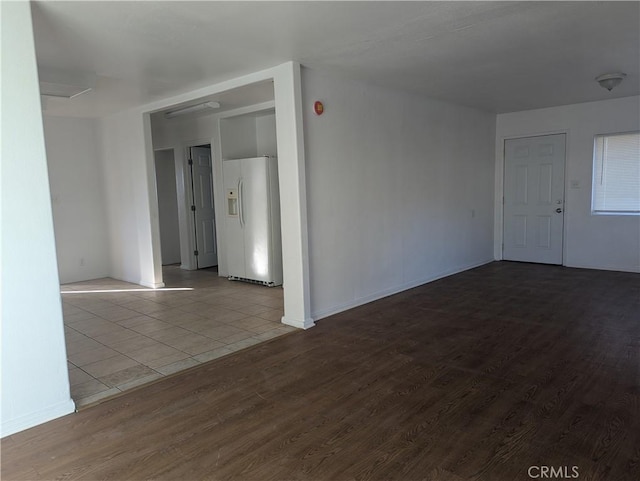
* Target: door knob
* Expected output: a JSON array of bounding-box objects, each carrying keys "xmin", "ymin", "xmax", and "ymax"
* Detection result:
[{"xmin": 555, "ymin": 208, "xmax": 563, "ymax": 213}]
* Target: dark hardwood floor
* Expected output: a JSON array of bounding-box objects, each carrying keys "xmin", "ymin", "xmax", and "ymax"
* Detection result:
[{"xmin": 2, "ymin": 262, "xmax": 639, "ymax": 480}]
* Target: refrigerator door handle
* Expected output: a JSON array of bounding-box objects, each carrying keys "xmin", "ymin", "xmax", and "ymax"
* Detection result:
[{"xmin": 238, "ymin": 178, "xmax": 244, "ymax": 227}]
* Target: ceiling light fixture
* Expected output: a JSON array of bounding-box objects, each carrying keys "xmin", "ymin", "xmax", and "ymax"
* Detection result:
[
  {"xmin": 595, "ymin": 72, "xmax": 627, "ymax": 91},
  {"xmin": 164, "ymin": 101, "xmax": 221, "ymax": 119}
]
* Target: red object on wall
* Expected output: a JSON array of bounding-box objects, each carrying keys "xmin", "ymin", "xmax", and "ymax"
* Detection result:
[{"xmin": 314, "ymin": 101, "xmax": 324, "ymax": 116}]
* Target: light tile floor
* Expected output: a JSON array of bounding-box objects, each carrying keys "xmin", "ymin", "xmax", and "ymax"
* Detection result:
[{"xmin": 62, "ymin": 266, "xmax": 295, "ymax": 408}]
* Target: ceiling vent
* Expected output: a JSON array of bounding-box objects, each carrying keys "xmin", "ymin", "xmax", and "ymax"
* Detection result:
[{"xmin": 38, "ymin": 67, "xmax": 96, "ymax": 99}]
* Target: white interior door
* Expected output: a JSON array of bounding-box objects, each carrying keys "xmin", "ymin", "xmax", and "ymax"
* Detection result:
[
  {"xmin": 190, "ymin": 146, "xmax": 217, "ymax": 268},
  {"xmin": 503, "ymin": 134, "xmax": 566, "ymax": 265}
]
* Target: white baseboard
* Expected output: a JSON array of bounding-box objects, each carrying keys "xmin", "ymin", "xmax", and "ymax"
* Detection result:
[
  {"xmin": 109, "ymin": 273, "xmax": 165, "ymax": 289},
  {"xmin": 281, "ymin": 315, "xmax": 315, "ymax": 330},
  {"xmin": 1, "ymin": 398, "xmax": 76, "ymax": 438},
  {"xmin": 311, "ymin": 259, "xmax": 494, "ymax": 322},
  {"xmin": 563, "ymin": 262, "xmax": 640, "ymax": 274}
]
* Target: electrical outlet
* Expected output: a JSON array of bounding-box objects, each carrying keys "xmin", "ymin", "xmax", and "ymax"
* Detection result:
[{"xmin": 80, "ymin": 258, "xmax": 85, "ymax": 266}]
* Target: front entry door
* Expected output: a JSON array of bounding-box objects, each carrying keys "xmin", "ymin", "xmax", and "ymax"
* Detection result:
[
  {"xmin": 503, "ymin": 134, "xmax": 566, "ymax": 265},
  {"xmin": 190, "ymin": 146, "xmax": 218, "ymax": 268}
]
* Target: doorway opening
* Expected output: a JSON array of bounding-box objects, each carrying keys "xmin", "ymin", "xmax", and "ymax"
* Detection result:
[
  {"xmin": 146, "ymin": 68, "xmax": 313, "ymax": 330},
  {"xmin": 154, "ymin": 148, "xmax": 182, "ymax": 266}
]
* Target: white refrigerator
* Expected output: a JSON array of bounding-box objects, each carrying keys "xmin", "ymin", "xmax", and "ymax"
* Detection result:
[{"xmin": 222, "ymin": 156, "xmax": 283, "ymax": 286}]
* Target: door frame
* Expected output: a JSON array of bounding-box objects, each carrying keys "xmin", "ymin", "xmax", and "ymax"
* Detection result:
[{"xmin": 495, "ymin": 129, "xmax": 570, "ymax": 264}]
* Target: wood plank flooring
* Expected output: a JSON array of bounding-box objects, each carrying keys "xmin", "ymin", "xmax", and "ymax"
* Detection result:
[{"xmin": 2, "ymin": 262, "xmax": 639, "ymax": 480}]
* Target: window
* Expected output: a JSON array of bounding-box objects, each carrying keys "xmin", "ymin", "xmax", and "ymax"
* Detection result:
[{"xmin": 592, "ymin": 131, "xmax": 640, "ymax": 214}]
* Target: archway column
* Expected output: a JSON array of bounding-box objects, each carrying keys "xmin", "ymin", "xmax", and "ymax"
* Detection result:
[{"xmin": 273, "ymin": 62, "xmax": 314, "ymax": 329}]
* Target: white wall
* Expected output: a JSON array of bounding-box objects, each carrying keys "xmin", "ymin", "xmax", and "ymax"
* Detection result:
[
  {"xmin": 495, "ymin": 96, "xmax": 640, "ymax": 272},
  {"xmin": 151, "ymin": 107, "xmax": 276, "ymax": 156},
  {"xmin": 152, "ymin": 113, "xmax": 217, "ymax": 151},
  {"xmin": 256, "ymin": 111, "xmax": 278, "ymax": 157},
  {"xmin": 99, "ymin": 111, "xmax": 164, "ymax": 288},
  {"xmin": 301, "ymin": 68, "xmax": 496, "ymax": 320},
  {"xmin": 154, "ymin": 149, "xmax": 181, "ymax": 265},
  {"xmin": 43, "ymin": 116, "xmax": 110, "ymax": 283},
  {"xmin": 1, "ymin": 1, "xmax": 75, "ymax": 437},
  {"xmin": 220, "ymin": 115, "xmax": 258, "ymax": 159}
]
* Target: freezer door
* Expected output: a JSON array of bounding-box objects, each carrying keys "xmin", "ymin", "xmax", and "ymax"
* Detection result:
[
  {"xmin": 222, "ymin": 159, "xmax": 245, "ymax": 278},
  {"xmin": 241, "ymin": 157, "xmax": 273, "ymax": 282}
]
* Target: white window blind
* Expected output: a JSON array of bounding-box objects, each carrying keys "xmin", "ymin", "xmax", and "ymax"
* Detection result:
[{"xmin": 592, "ymin": 131, "xmax": 640, "ymax": 214}]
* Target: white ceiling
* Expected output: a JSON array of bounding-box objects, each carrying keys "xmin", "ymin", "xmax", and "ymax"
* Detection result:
[{"xmin": 32, "ymin": 1, "xmax": 640, "ymax": 118}]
